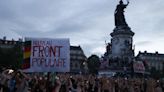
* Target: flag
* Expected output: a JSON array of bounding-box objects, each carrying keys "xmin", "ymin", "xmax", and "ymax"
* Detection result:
[{"xmin": 22, "ymin": 41, "xmax": 31, "ymax": 69}]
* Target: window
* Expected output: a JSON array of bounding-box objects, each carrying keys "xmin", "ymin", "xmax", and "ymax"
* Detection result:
[
  {"xmin": 160, "ymin": 63, "xmax": 163, "ymax": 70},
  {"xmin": 70, "ymin": 62, "xmax": 73, "ymax": 67},
  {"xmin": 156, "ymin": 63, "xmax": 159, "ymax": 70},
  {"xmin": 75, "ymin": 63, "xmax": 78, "ymax": 68}
]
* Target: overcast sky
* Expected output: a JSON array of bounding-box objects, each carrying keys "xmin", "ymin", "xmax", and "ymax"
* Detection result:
[{"xmin": 0, "ymin": 0, "xmax": 164, "ymax": 57}]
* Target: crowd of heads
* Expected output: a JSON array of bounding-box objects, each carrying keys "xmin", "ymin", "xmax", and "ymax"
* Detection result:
[{"xmin": 0, "ymin": 68, "xmax": 164, "ymax": 92}]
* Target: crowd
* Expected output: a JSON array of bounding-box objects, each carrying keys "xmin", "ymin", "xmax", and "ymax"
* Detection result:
[{"xmin": 0, "ymin": 68, "xmax": 164, "ymax": 92}]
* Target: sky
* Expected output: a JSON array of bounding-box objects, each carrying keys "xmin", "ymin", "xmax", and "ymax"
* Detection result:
[{"xmin": 0, "ymin": 0, "xmax": 164, "ymax": 57}]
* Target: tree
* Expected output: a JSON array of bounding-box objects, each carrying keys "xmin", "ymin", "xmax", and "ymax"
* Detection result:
[
  {"xmin": 0, "ymin": 47, "xmax": 14, "ymax": 67},
  {"xmin": 12, "ymin": 42, "xmax": 23, "ymax": 69},
  {"xmin": 150, "ymin": 67, "xmax": 162, "ymax": 79},
  {"xmin": 0, "ymin": 42, "xmax": 23, "ymax": 69},
  {"xmin": 87, "ymin": 55, "xmax": 100, "ymax": 74}
]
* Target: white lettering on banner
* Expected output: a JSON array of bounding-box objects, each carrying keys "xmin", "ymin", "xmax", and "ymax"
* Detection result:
[{"xmin": 23, "ymin": 38, "xmax": 70, "ymax": 72}]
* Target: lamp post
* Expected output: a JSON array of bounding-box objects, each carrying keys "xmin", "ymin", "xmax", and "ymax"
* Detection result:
[{"xmin": 83, "ymin": 62, "xmax": 86, "ymax": 75}]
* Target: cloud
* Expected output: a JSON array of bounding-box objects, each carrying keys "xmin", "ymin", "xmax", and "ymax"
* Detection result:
[
  {"xmin": 135, "ymin": 41, "xmax": 152, "ymax": 46},
  {"xmin": 0, "ymin": 0, "xmax": 164, "ymax": 57},
  {"xmin": 0, "ymin": 29, "xmax": 21, "ymax": 40}
]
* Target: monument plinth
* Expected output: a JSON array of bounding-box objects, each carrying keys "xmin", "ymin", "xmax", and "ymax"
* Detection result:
[
  {"xmin": 105, "ymin": 0, "xmax": 135, "ymax": 72},
  {"xmin": 111, "ymin": 27, "xmax": 134, "ymax": 37}
]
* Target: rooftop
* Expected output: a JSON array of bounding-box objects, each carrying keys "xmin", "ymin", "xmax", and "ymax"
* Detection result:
[{"xmin": 137, "ymin": 51, "xmax": 164, "ymax": 57}]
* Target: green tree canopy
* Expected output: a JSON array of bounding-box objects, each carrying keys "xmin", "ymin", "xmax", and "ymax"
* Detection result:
[
  {"xmin": 150, "ymin": 67, "xmax": 163, "ymax": 79},
  {"xmin": 0, "ymin": 43, "xmax": 23, "ymax": 69},
  {"xmin": 87, "ymin": 54, "xmax": 100, "ymax": 74}
]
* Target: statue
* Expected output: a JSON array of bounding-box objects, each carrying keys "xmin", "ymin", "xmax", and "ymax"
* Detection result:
[{"xmin": 115, "ymin": 0, "xmax": 129, "ymax": 27}]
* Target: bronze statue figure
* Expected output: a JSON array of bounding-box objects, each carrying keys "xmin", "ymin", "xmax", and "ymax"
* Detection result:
[{"xmin": 115, "ymin": 0, "xmax": 129, "ymax": 27}]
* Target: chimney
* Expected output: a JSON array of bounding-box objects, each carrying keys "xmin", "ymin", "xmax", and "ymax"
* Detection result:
[
  {"xmin": 139, "ymin": 51, "xmax": 141, "ymax": 54},
  {"xmin": 12, "ymin": 39, "xmax": 14, "ymax": 41},
  {"xmin": 144, "ymin": 51, "xmax": 147, "ymax": 53},
  {"xmin": 12, "ymin": 39, "xmax": 15, "ymax": 44},
  {"xmin": 18, "ymin": 38, "xmax": 22, "ymax": 42},
  {"xmin": 3, "ymin": 36, "xmax": 6, "ymax": 40}
]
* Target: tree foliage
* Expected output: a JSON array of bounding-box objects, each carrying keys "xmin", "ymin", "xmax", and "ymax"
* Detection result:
[
  {"xmin": 0, "ymin": 43, "xmax": 23, "ymax": 69},
  {"xmin": 87, "ymin": 54, "xmax": 100, "ymax": 74},
  {"xmin": 150, "ymin": 67, "xmax": 163, "ymax": 79}
]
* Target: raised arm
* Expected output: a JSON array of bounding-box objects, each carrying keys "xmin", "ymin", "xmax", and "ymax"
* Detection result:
[
  {"xmin": 2, "ymin": 69, "xmax": 12, "ymax": 79},
  {"xmin": 17, "ymin": 69, "xmax": 30, "ymax": 80}
]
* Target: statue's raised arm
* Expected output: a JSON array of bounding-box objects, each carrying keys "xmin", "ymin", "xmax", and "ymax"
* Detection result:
[
  {"xmin": 114, "ymin": 0, "xmax": 129, "ymax": 27},
  {"xmin": 127, "ymin": 0, "xmax": 129, "ymax": 6}
]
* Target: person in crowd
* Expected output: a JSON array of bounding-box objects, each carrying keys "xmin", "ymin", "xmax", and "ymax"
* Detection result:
[
  {"xmin": 1, "ymin": 68, "xmax": 164, "ymax": 92},
  {"xmin": 1, "ymin": 69, "xmax": 13, "ymax": 92},
  {"xmin": 155, "ymin": 80, "xmax": 163, "ymax": 92}
]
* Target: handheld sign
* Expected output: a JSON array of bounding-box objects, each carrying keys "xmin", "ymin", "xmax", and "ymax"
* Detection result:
[{"xmin": 22, "ymin": 38, "xmax": 70, "ymax": 72}]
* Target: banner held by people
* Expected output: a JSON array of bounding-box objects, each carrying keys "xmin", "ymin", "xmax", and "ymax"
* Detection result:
[{"xmin": 22, "ymin": 37, "xmax": 70, "ymax": 72}]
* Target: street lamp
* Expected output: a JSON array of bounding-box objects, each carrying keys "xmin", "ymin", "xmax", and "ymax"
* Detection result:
[
  {"xmin": 83, "ymin": 62, "xmax": 86, "ymax": 74},
  {"xmin": 83, "ymin": 62, "xmax": 86, "ymax": 66}
]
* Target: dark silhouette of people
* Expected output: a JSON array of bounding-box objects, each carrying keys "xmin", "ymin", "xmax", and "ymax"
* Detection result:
[{"xmin": 115, "ymin": 0, "xmax": 129, "ymax": 27}]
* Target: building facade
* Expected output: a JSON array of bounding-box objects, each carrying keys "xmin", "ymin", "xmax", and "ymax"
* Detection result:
[
  {"xmin": 70, "ymin": 46, "xmax": 87, "ymax": 74},
  {"xmin": 0, "ymin": 37, "xmax": 22, "ymax": 48},
  {"xmin": 136, "ymin": 51, "xmax": 164, "ymax": 72}
]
